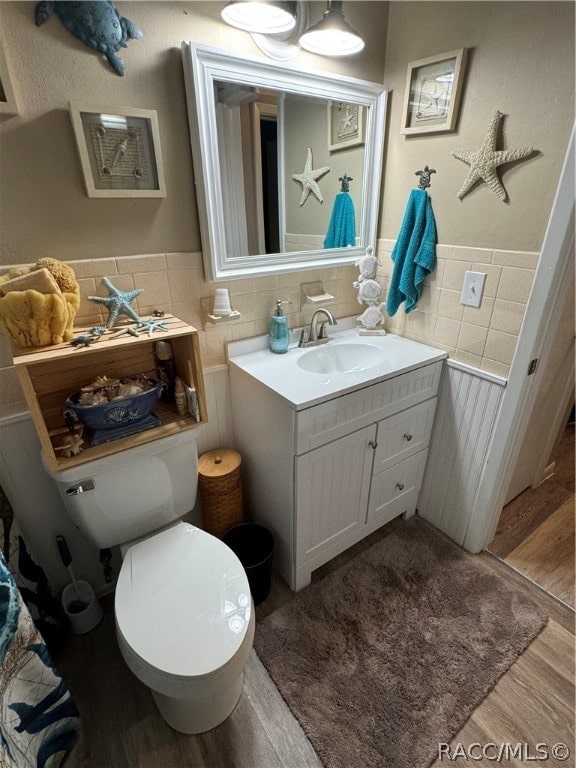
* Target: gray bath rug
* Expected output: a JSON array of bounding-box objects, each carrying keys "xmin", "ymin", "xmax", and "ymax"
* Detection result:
[{"xmin": 254, "ymin": 517, "xmax": 547, "ymax": 768}]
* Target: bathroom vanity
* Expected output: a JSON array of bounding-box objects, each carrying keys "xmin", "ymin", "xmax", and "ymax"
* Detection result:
[{"xmin": 228, "ymin": 325, "xmax": 447, "ymax": 591}]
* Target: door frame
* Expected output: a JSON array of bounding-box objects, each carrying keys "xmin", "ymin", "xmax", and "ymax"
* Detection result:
[{"xmin": 462, "ymin": 126, "xmax": 575, "ymax": 553}]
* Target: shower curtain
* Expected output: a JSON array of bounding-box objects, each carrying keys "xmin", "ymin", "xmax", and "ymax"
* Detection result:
[
  {"xmin": 0, "ymin": 549, "xmax": 79, "ymax": 768},
  {"xmin": 1, "ymin": 485, "xmax": 79, "ymax": 768}
]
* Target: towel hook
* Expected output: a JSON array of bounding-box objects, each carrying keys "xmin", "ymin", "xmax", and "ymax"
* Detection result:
[
  {"xmin": 339, "ymin": 173, "xmax": 353, "ymax": 192},
  {"xmin": 415, "ymin": 165, "xmax": 436, "ymax": 190}
]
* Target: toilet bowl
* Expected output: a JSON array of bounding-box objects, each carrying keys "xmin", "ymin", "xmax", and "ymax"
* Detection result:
[
  {"xmin": 44, "ymin": 431, "xmax": 255, "ymax": 733},
  {"xmin": 115, "ymin": 522, "xmax": 254, "ymax": 733}
]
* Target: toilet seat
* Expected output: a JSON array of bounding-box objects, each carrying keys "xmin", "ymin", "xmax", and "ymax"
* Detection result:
[{"xmin": 115, "ymin": 522, "xmax": 252, "ymax": 680}]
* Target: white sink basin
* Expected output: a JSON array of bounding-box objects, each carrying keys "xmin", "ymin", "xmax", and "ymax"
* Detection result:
[
  {"xmin": 227, "ymin": 322, "xmax": 447, "ymax": 410},
  {"xmin": 297, "ymin": 343, "xmax": 387, "ymax": 374}
]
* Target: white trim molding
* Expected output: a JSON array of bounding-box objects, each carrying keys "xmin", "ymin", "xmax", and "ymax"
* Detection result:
[{"xmin": 181, "ymin": 41, "xmax": 387, "ymax": 281}]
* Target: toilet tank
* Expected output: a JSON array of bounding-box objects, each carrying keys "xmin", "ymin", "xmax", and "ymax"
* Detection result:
[{"xmin": 44, "ymin": 431, "xmax": 199, "ymax": 549}]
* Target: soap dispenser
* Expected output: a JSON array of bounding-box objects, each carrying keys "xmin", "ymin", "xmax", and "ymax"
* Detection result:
[{"xmin": 269, "ymin": 300, "xmax": 290, "ymax": 354}]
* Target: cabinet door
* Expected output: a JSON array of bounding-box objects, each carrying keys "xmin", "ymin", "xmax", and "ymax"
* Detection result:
[{"xmin": 295, "ymin": 425, "xmax": 375, "ymax": 565}]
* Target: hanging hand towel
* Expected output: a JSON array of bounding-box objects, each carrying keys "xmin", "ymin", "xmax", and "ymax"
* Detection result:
[
  {"xmin": 386, "ymin": 188, "xmax": 437, "ymax": 316},
  {"xmin": 324, "ymin": 192, "xmax": 356, "ymax": 249}
]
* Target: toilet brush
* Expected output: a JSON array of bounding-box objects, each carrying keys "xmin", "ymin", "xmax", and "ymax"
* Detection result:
[{"xmin": 56, "ymin": 535, "xmax": 88, "ymax": 612}]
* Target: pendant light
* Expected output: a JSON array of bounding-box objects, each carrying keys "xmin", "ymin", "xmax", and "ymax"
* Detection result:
[
  {"xmin": 221, "ymin": 1, "xmax": 296, "ymax": 35},
  {"xmin": 299, "ymin": 1, "xmax": 364, "ymax": 57}
]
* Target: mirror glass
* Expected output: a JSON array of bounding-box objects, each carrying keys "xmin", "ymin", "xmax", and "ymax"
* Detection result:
[{"xmin": 182, "ymin": 42, "xmax": 387, "ymax": 281}]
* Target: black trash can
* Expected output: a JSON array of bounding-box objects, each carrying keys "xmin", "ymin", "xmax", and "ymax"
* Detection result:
[{"xmin": 223, "ymin": 523, "xmax": 274, "ymax": 606}]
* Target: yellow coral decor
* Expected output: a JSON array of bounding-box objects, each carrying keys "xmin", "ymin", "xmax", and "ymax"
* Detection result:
[{"xmin": 0, "ymin": 258, "xmax": 80, "ymax": 348}]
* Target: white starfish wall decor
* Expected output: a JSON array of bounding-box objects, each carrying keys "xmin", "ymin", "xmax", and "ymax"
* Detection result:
[
  {"xmin": 292, "ymin": 147, "xmax": 330, "ymax": 206},
  {"xmin": 452, "ymin": 111, "xmax": 533, "ymax": 202}
]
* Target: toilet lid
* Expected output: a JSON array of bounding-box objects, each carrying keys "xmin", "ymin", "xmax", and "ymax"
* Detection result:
[{"xmin": 115, "ymin": 523, "xmax": 252, "ymax": 678}]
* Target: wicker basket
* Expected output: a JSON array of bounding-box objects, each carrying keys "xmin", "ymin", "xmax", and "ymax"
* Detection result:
[{"xmin": 198, "ymin": 448, "xmax": 243, "ymax": 538}]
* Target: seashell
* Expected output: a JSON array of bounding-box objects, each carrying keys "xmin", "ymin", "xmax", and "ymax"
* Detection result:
[
  {"xmin": 63, "ymin": 434, "xmax": 84, "ymax": 457},
  {"xmin": 117, "ymin": 382, "xmax": 143, "ymax": 398},
  {"xmin": 92, "ymin": 375, "xmax": 120, "ymax": 389},
  {"xmin": 54, "ymin": 434, "xmax": 84, "ymax": 457},
  {"xmin": 135, "ymin": 374, "xmax": 153, "ymax": 389}
]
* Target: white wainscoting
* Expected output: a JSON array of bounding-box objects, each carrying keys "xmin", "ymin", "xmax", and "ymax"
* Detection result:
[
  {"xmin": 0, "ymin": 365, "xmax": 233, "ymax": 594},
  {"xmin": 417, "ymin": 361, "xmax": 506, "ymax": 546}
]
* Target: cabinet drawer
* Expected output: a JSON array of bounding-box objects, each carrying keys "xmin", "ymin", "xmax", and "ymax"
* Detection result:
[
  {"xmin": 295, "ymin": 361, "xmax": 443, "ymax": 454},
  {"xmin": 373, "ymin": 398, "xmax": 436, "ymax": 473},
  {"xmin": 366, "ymin": 450, "xmax": 428, "ymax": 526}
]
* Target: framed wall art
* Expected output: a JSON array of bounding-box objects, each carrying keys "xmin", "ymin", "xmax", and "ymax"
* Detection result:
[
  {"xmin": 400, "ymin": 48, "xmax": 468, "ymax": 136},
  {"xmin": 0, "ymin": 45, "xmax": 19, "ymax": 115},
  {"xmin": 328, "ymin": 101, "xmax": 365, "ymax": 152},
  {"xmin": 69, "ymin": 103, "xmax": 166, "ymax": 198}
]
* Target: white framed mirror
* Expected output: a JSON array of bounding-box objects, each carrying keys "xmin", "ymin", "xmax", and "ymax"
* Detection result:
[{"xmin": 182, "ymin": 42, "xmax": 387, "ymax": 282}]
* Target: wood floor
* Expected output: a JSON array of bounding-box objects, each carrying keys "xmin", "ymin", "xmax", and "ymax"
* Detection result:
[
  {"xmin": 60, "ymin": 518, "xmax": 575, "ymax": 768},
  {"xmin": 490, "ymin": 424, "xmax": 575, "ymax": 608}
]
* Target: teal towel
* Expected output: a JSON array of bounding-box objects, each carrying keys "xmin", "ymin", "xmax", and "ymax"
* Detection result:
[
  {"xmin": 386, "ymin": 188, "xmax": 437, "ymax": 316},
  {"xmin": 324, "ymin": 192, "xmax": 356, "ymax": 249}
]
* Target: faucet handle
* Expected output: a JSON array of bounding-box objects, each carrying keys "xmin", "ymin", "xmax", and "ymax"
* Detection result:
[{"xmin": 298, "ymin": 328, "xmax": 309, "ymax": 347}]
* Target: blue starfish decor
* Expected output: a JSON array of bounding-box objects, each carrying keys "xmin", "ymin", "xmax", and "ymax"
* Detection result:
[
  {"xmin": 89, "ymin": 277, "xmax": 143, "ymax": 328},
  {"xmin": 86, "ymin": 277, "xmax": 168, "ymax": 338}
]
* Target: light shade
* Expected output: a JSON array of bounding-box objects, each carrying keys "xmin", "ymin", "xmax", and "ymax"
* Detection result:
[
  {"xmin": 299, "ymin": 1, "xmax": 364, "ymax": 57},
  {"xmin": 221, "ymin": 1, "xmax": 296, "ymax": 35}
]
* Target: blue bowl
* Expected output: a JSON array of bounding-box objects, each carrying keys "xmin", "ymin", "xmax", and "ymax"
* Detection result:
[{"xmin": 65, "ymin": 378, "xmax": 163, "ymax": 431}]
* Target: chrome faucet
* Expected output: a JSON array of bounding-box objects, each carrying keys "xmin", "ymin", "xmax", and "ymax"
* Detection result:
[{"xmin": 298, "ymin": 309, "xmax": 337, "ymax": 347}]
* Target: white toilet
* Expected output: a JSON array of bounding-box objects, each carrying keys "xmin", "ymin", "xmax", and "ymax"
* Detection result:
[{"xmin": 45, "ymin": 431, "xmax": 255, "ymax": 734}]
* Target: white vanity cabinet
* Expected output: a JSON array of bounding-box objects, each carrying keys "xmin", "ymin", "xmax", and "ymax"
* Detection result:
[{"xmin": 229, "ymin": 354, "xmax": 443, "ymax": 592}]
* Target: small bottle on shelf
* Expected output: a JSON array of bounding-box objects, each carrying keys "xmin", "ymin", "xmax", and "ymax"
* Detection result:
[
  {"xmin": 155, "ymin": 341, "xmax": 176, "ymax": 403},
  {"xmin": 174, "ymin": 377, "xmax": 187, "ymax": 415}
]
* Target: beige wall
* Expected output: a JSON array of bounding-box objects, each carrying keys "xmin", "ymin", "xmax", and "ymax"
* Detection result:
[
  {"xmin": 380, "ymin": 2, "xmax": 574, "ymax": 251},
  {"xmin": 0, "ymin": 1, "xmax": 574, "ymax": 414},
  {"xmin": 0, "ymin": 1, "xmax": 388, "ymax": 264}
]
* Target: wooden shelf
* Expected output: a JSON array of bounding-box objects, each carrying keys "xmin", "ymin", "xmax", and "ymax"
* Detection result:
[{"xmin": 12, "ymin": 315, "xmax": 207, "ymax": 472}]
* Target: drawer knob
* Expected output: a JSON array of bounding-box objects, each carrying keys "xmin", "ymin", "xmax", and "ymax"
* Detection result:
[
  {"xmin": 396, "ymin": 482, "xmax": 405, "ymax": 491},
  {"xmin": 403, "ymin": 433, "xmax": 413, "ymax": 441},
  {"xmin": 368, "ymin": 440, "xmax": 378, "ymax": 450}
]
